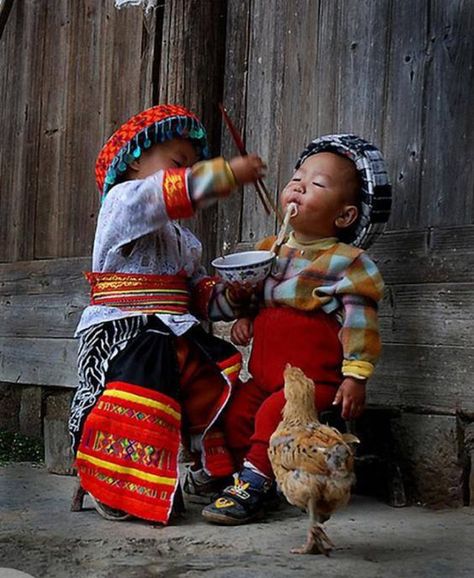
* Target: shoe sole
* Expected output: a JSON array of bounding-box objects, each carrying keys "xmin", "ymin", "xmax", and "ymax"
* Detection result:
[
  {"xmin": 88, "ymin": 493, "xmax": 132, "ymax": 521},
  {"xmin": 202, "ymin": 508, "xmax": 264, "ymax": 525},
  {"xmin": 184, "ymin": 493, "xmax": 214, "ymax": 505}
]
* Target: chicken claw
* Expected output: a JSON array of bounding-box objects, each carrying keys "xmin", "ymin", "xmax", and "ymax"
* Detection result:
[{"xmin": 290, "ymin": 523, "xmax": 335, "ymax": 556}]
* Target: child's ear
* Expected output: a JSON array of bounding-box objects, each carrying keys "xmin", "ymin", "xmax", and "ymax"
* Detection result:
[
  {"xmin": 128, "ymin": 159, "xmax": 141, "ymax": 173},
  {"xmin": 335, "ymin": 205, "xmax": 358, "ymax": 229}
]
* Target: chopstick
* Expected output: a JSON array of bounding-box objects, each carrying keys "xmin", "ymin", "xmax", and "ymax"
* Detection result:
[{"xmin": 219, "ymin": 103, "xmax": 283, "ymax": 223}]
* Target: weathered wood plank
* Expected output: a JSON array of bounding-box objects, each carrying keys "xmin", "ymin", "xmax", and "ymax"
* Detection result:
[
  {"xmin": 216, "ymin": 0, "xmax": 251, "ymax": 256},
  {"xmin": 379, "ymin": 282, "xmax": 474, "ymax": 347},
  {"xmin": 33, "ymin": 0, "xmax": 70, "ymax": 260},
  {"xmin": 0, "ymin": 0, "xmax": 46, "ymax": 262},
  {"xmin": 158, "ymin": 0, "xmax": 227, "ymax": 266},
  {"xmin": 382, "ymin": 0, "xmax": 427, "ymax": 229},
  {"xmin": 0, "ymin": 257, "xmax": 89, "ymax": 338},
  {"xmin": 241, "ymin": 0, "xmax": 286, "ymax": 243},
  {"xmin": 369, "ymin": 226, "xmax": 474, "ymax": 284},
  {"xmin": 0, "ymin": 338, "xmax": 78, "ymax": 387},
  {"xmin": 0, "ymin": 257, "xmax": 90, "ymax": 294},
  {"xmin": 418, "ymin": 0, "xmax": 474, "ymax": 227},
  {"xmin": 276, "ymin": 0, "xmax": 322, "ymax": 186},
  {"xmin": 369, "ymin": 343, "xmax": 474, "ymax": 414},
  {"xmin": 314, "ymin": 0, "xmax": 340, "ymax": 136},
  {"xmin": 335, "ymin": 0, "xmax": 391, "ymax": 142},
  {"xmin": 0, "ymin": 293, "xmax": 87, "ymax": 339},
  {"xmin": 34, "ymin": 1, "xmax": 153, "ymax": 259}
]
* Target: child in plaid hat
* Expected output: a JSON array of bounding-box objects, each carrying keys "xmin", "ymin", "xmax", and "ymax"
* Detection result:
[
  {"xmin": 203, "ymin": 134, "xmax": 391, "ymax": 525},
  {"xmin": 69, "ymin": 104, "xmax": 265, "ymax": 524}
]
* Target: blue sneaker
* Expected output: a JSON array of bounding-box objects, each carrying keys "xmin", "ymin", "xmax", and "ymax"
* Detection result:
[{"xmin": 202, "ymin": 467, "xmax": 271, "ymax": 525}]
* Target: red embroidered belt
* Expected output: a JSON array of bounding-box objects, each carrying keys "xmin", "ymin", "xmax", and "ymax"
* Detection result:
[{"xmin": 85, "ymin": 272, "xmax": 191, "ymax": 315}]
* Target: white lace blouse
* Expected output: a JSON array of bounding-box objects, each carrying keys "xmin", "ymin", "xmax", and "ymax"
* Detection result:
[{"xmin": 76, "ymin": 161, "xmax": 233, "ymax": 336}]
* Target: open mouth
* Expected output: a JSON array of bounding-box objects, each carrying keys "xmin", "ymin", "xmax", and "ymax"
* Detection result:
[
  {"xmin": 284, "ymin": 200, "xmax": 300, "ymax": 217},
  {"xmin": 289, "ymin": 202, "xmax": 299, "ymax": 217}
]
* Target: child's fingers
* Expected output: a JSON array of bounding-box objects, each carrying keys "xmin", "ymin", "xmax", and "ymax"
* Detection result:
[
  {"xmin": 341, "ymin": 398, "xmax": 351, "ymax": 420},
  {"xmin": 332, "ymin": 388, "xmax": 343, "ymax": 407}
]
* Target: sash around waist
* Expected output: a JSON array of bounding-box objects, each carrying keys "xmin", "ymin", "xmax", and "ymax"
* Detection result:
[{"xmin": 85, "ymin": 272, "xmax": 191, "ymax": 315}]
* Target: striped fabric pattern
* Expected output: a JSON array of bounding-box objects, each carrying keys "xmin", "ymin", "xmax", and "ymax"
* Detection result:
[
  {"xmin": 76, "ymin": 381, "xmax": 181, "ymax": 523},
  {"xmin": 69, "ymin": 316, "xmax": 145, "ymax": 451},
  {"xmin": 85, "ymin": 272, "xmax": 191, "ymax": 315}
]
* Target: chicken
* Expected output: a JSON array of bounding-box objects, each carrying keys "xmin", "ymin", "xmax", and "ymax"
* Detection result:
[{"xmin": 268, "ymin": 365, "xmax": 359, "ymax": 555}]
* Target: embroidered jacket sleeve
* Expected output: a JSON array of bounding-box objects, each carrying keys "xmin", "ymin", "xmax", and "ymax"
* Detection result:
[{"xmin": 93, "ymin": 157, "xmax": 236, "ymax": 270}]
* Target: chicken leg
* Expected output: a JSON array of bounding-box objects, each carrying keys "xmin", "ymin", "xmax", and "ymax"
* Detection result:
[{"xmin": 291, "ymin": 507, "xmax": 334, "ymax": 556}]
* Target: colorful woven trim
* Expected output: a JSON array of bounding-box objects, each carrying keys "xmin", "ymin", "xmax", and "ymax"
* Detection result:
[
  {"xmin": 85, "ymin": 272, "xmax": 191, "ymax": 314},
  {"xmin": 296, "ymin": 134, "xmax": 392, "ymax": 249},
  {"xmin": 95, "ymin": 104, "xmax": 209, "ymax": 200},
  {"xmin": 216, "ymin": 352, "xmax": 242, "ymax": 386},
  {"xmin": 162, "ymin": 168, "xmax": 194, "ymax": 219},
  {"xmin": 76, "ymin": 381, "xmax": 181, "ymax": 523}
]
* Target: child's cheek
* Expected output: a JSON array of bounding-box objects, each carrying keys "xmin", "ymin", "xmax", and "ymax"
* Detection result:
[{"xmin": 280, "ymin": 187, "xmax": 290, "ymax": 208}]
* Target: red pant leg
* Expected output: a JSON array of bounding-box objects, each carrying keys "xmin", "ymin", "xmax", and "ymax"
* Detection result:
[
  {"xmin": 223, "ymin": 377, "xmax": 270, "ymax": 468},
  {"xmin": 246, "ymin": 382, "xmax": 338, "ymax": 478},
  {"xmin": 176, "ymin": 337, "xmax": 234, "ymax": 476}
]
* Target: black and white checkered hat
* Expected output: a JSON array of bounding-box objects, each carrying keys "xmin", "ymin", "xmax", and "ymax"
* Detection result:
[{"xmin": 296, "ymin": 134, "xmax": 392, "ymax": 249}]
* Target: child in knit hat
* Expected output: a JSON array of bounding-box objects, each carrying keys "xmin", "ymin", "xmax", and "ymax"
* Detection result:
[
  {"xmin": 202, "ymin": 134, "xmax": 391, "ymax": 525},
  {"xmin": 69, "ymin": 104, "xmax": 265, "ymax": 524}
]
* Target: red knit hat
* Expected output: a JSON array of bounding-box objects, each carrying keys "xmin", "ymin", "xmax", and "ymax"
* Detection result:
[{"xmin": 95, "ymin": 104, "xmax": 209, "ymax": 200}]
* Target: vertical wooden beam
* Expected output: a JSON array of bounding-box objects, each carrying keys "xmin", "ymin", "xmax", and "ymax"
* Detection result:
[
  {"xmin": 0, "ymin": 0, "xmax": 15, "ymax": 41},
  {"xmin": 0, "ymin": 0, "xmax": 46, "ymax": 262},
  {"xmin": 418, "ymin": 0, "xmax": 474, "ymax": 227},
  {"xmin": 158, "ymin": 0, "xmax": 228, "ymax": 267},
  {"xmin": 216, "ymin": 0, "xmax": 251, "ymax": 255}
]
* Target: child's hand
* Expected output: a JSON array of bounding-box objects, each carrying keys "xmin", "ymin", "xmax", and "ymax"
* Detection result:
[
  {"xmin": 332, "ymin": 377, "xmax": 366, "ymax": 420},
  {"xmin": 230, "ymin": 318, "xmax": 254, "ymax": 346},
  {"xmin": 226, "ymin": 280, "xmax": 258, "ymax": 303},
  {"xmin": 229, "ymin": 154, "xmax": 266, "ymax": 185}
]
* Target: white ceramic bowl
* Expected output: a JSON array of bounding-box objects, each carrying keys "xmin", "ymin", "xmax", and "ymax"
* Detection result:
[{"xmin": 211, "ymin": 250, "xmax": 275, "ymax": 285}]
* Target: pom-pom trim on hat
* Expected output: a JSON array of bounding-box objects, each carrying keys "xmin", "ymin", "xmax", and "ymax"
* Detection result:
[{"xmin": 95, "ymin": 104, "xmax": 210, "ymax": 201}]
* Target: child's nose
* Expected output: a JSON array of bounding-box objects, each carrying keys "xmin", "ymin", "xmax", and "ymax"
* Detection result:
[{"xmin": 294, "ymin": 183, "xmax": 304, "ymax": 193}]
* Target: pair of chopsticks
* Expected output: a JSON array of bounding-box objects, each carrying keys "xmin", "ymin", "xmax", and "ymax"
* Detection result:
[{"xmin": 219, "ymin": 103, "xmax": 283, "ymax": 224}]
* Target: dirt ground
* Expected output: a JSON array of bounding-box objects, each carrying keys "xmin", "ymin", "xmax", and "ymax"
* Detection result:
[{"xmin": 0, "ymin": 464, "xmax": 473, "ymax": 578}]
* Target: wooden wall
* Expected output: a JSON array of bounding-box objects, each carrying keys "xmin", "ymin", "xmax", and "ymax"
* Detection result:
[
  {"xmin": 0, "ymin": 0, "xmax": 158, "ymax": 386},
  {"xmin": 218, "ymin": 0, "xmax": 474, "ymax": 415},
  {"xmin": 1, "ymin": 0, "xmax": 473, "ymax": 419}
]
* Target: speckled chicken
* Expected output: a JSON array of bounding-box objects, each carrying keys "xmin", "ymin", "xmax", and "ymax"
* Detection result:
[{"xmin": 268, "ymin": 365, "xmax": 359, "ymax": 555}]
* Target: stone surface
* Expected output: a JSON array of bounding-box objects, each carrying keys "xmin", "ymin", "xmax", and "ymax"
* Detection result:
[
  {"xmin": 392, "ymin": 413, "xmax": 463, "ymax": 507},
  {"xmin": 18, "ymin": 386, "xmax": 43, "ymax": 439},
  {"xmin": 465, "ymin": 422, "xmax": 474, "ymax": 506},
  {"xmin": 43, "ymin": 390, "xmax": 74, "ymax": 475},
  {"xmin": 0, "ymin": 464, "xmax": 473, "ymax": 578},
  {"xmin": 0, "ymin": 383, "xmax": 21, "ymax": 432}
]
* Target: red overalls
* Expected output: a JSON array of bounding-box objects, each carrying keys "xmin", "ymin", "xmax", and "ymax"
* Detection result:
[{"xmin": 223, "ymin": 306, "xmax": 343, "ymax": 478}]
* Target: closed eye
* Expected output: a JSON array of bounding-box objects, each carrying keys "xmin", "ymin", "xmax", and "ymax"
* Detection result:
[{"xmin": 312, "ymin": 181, "xmax": 326, "ymax": 188}]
